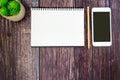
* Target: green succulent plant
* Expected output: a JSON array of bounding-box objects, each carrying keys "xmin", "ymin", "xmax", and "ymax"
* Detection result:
[
  {"xmin": 0, "ymin": 7, "xmax": 8, "ymax": 16},
  {"xmin": 0, "ymin": 0, "xmax": 8, "ymax": 6},
  {"xmin": 0, "ymin": 0, "xmax": 20, "ymax": 16},
  {"xmin": 7, "ymin": 1, "xmax": 20, "ymax": 16}
]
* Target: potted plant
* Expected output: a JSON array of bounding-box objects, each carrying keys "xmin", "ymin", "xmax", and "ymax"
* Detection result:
[{"xmin": 0, "ymin": 0, "xmax": 25, "ymax": 21}]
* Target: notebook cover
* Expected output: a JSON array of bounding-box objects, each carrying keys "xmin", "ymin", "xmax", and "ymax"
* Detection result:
[{"xmin": 31, "ymin": 8, "xmax": 84, "ymax": 47}]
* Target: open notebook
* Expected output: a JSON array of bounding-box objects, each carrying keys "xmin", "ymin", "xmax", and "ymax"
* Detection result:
[{"xmin": 31, "ymin": 8, "xmax": 84, "ymax": 46}]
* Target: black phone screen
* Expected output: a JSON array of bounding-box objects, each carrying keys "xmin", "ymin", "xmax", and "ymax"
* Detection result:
[{"xmin": 93, "ymin": 12, "xmax": 110, "ymax": 42}]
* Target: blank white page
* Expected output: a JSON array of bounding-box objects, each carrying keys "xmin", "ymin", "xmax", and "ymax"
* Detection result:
[{"xmin": 31, "ymin": 8, "xmax": 84, "ymax": 46}]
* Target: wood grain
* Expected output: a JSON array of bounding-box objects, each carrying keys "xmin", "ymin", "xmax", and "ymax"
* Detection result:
[
  {"xmin": 0, "ymin": 0, "xmax": 39, "ymax": 80},
  {"xmin": 40, "ymin": 0, "xmax": 73, "ymax": 7},
  {"xmin": 0, "ymin": 0, "xmax": 120, "ymax": 80},
  {"xmin": 39, "ymin": 0, "xmax": 75, "ymax": 80},
  {"xmin": 39, "ymin": 0, "xmax": 120, "ymax": 80},
  {"xmin": 110, "ymin": 0, "xmax": 120, "ymax": 79}
]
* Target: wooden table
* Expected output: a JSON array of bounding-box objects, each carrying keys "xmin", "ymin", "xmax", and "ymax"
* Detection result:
[{"xmin": 0, "ymin": 0, "xmax": 120, "ymax": 80}]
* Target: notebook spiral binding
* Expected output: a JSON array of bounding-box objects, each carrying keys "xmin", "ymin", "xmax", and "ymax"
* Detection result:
[{"xmin": 31, "ymin": 7, "xmax": 84, "ymax": 11}]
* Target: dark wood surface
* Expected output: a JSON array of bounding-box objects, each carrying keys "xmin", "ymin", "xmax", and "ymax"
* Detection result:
[{"xmin": 0, "ymin": 0, "xmax": 120, "ymax": 80}]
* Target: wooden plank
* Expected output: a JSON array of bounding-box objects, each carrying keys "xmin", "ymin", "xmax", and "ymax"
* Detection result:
[
  {"xmin": 97, "ymin": 1, "xmax": 110, "ymax": 80},
  {"xmin": 40, "ymin": 0, "xmax": 73, "ymax": 7},
  {"xmin": 73, "ymin": 0, "xmax": 83, "ymax": 7},
  {"xmin": 99, "ymin": 1, "xmax": 111, "ymax": 80},
  {"xmin": 110, "ymin": 0, "xmax": 120, "ymax": 79},
  {"xmin": 14, "ymin": 0, "xmax": 39, "ymax": 80},
  {"xmin": 40, "ymin": 48, "xmax": 74, "ymax": 80},
  {"xmin": 1, "ymin": 0, "xmax": 120, "ymax": 80},
  {"xmin": 73, "ymin": 0, "xmax": 88, "ymax": 80},
  {"xmin": 96, "ymin": 0, "xmax": 120, "ymax": 80},
  {"xmin": 90, "ymin": 0, "xmax": 98, "ymax": 80},
  {"xmin": 73, "ymin": 47, "xmax": 88, "ymax": 80},
  {"xmin": 0, "ymin": 0, "xmax": 39, "ymax": 80},
  {"xmin": 0, "ymin": 19, "xmax": 13, "ymax": 80},
  {"xmin": 89, "ymin": 0, "xmax": 111, "ymax": 80},
  {"xmin": 39, "ymin": 0, "xmax": 74, "ymax": 80}
]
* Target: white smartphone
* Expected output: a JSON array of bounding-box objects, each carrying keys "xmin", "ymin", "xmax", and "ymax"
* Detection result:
[{"xmin": 92, "ymin": 7, "xmax": 112, "ymax": 46}]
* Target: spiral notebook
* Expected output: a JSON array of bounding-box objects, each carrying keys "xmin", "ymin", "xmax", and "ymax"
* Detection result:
[{"xmin": 31, "ymin": 8, "xmax": 84, "ymax": 46}]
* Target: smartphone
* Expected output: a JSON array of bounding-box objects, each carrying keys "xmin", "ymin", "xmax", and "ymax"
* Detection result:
[{"xmin": 92, "ymin": 7, "xmax": 112, "ymax": 46}]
